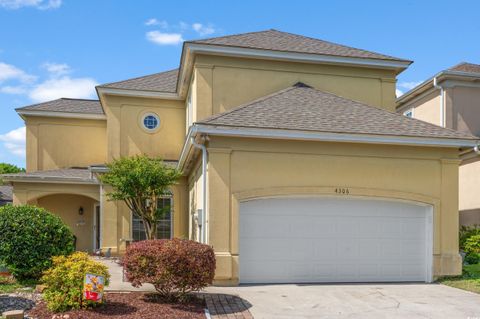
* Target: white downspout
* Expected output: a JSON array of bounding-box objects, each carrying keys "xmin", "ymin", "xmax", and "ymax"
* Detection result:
[
  {"xmin": 433, "ymin": 77, "xmax": 445, "ymax": 127},
  {"xmin": 191, "ymin": 136, "xmax": 207, "ymax": 244}
]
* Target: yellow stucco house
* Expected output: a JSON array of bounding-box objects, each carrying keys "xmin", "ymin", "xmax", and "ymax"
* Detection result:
[
  {"xmin": 397, "ymin": 62, "xmax": 480, "ymax": 227},
  {"xmin": 3, "ymin": 30, "xmax": 479, "ymax": 285}
]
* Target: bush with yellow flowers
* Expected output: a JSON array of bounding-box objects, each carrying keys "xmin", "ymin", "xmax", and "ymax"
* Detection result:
[{"xmin": 41, "ymin": 252, "xmax": 110, "ymax": 312}]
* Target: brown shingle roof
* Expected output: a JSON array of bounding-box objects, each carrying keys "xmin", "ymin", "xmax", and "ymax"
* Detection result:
[
  {"xmin": 98, "ymin": 69, "xmax": 178, "ymax": 92},
  {"xmin": 198, "ymin": 82, "xmax": 477, "ymax": 140},
  {"xmin": 16, "ymin": 98, "xmax": 103, "ymax": 114},
  {"xmin": 448, "ymin": 62, "xmax": 480, "ymax": 74},
  {"xmin": 189, "ymin": 29, "xmax": 410, "ymax": 62}
]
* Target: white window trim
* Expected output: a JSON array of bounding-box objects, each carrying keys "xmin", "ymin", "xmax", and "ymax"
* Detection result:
[{"xmin": 139, "ymin": 112, "xmax": 161, "ymax": 133}]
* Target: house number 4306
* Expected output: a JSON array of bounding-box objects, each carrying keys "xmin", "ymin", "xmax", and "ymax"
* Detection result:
[{"xmin": 335, "ymin": 188, "xmax": 350, "ymax": 195}]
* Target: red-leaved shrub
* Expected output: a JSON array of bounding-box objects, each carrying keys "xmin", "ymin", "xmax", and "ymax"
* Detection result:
[{"xmin": 123, "ymin": 239, "xmax": 216, "ymax": 300}]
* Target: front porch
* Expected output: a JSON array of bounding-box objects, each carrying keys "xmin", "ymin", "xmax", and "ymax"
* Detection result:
[{"xmin": 3, "ymin": 168, "xmax": 101, "ymax": 253}]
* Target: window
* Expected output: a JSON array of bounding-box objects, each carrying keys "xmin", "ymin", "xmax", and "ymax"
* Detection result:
[
  {"xmin": 403, "ymin": 109, "xmax": 414, "ymax": 118},
  {"xmin": 141, "ymin": 113, "xmax": 160, "ymax": 131},
  {"xmin": 132, "ymin": 197, "xmax": 172, "ymax": 241}
]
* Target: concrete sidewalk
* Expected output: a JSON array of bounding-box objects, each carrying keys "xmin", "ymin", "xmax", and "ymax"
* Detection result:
[{"xmin": 94, "ymin": 258, "xmax": 155, "ymax": 292}]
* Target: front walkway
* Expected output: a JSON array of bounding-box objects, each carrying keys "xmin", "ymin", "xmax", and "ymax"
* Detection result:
[{"xmin": 95, "ymin": 257, "xmax": 156, "ymax": 292}]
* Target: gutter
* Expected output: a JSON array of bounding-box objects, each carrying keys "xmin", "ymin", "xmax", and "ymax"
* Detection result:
[
  {"xmin": 190, "ymin": 135, "xmax": 208, "ymax": 244},
  {"xmin": 433, "ymin": 77, "xmax": 445, "ymax": 127}
]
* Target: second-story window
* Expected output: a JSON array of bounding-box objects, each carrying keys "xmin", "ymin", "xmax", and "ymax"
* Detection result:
[{"xmin": 141, "ymin": 112, "xmax": 160, "ymax": 132}]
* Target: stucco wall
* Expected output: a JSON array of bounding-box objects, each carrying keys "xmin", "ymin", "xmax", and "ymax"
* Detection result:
[
  {"xmin": 37, "ymin": 194, "xmax": 97, "ymax": 252},
  {"xmin": 451, "ymin": 86, "xmax": 480, "ymax": 136},
  {"xmin": 397, "ymin": 89, "xmax": 441, "ymax": 126},
  {"xmin": 201, "ymin": 137, "xmax": 461, "ymax": 284},
  {"xmin": 191, "ymin": 55, "xmax": 398, "ymax": 122},
  {"xmin": 101, "ymin": 95, "xmax": 186, "ymax": 162},
  {"xmin": 24, "ymin": 116, "xmax": 107, "ymax": 172}
]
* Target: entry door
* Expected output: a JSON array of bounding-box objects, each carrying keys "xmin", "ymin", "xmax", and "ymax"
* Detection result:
[{"xmin": 239, "ymin": 197, "xmax": 432, "ymax": 284}]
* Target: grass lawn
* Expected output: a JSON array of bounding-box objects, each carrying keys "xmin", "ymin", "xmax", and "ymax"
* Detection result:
[
  {"xmin": 0, "ymin": 276, "xmax": 35, "ymax": 294},
  {"xmin": 439, "ymin": 264, "xmax": 480, "ymax": 294}
]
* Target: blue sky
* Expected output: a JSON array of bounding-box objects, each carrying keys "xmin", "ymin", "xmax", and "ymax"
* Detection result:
[{"xmin": 0, "ymin": 0, "xmax": 479, "ymax": 168}]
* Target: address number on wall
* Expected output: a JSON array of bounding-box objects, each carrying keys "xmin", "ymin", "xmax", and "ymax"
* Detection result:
[{"xmin": 334, "ymin": 188, "xmax": 350, "ymax": 195}]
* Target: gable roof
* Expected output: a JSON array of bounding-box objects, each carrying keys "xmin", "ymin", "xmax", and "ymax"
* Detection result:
[
  {"xmin": 448, "ymin": 62, "xmax": 480, "ymax": 74},
  {"xmin": 198, "ymin": 82, "xmax": 477, "ymax": 141},
  {"xmin": 16, "ymin": 98, "xmax": 103, "ymax": 115},
  {"xmin": 189, "ymin": 29, "xmax": 410, "ymax": 63},
  {"xmin": 97, "ymin": 69, "xmax": 178, "ymax": 92}
]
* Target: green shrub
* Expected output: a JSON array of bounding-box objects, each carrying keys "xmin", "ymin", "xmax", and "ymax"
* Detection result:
[
  {"xmin": 42, "ymin": 252, "xmax": 110, "ymax": 312},
  {"xmin": 465, "ymin": 253, "xmax": 480, "ymax": 265},
  {"xmin": 465, "ymin": 235, "xmax": 480, "ymax": 255},
  {"xmin": 0, "ymin": 205, "xmax": 74, "ymax": 280},
  {"xmin": 123, "ymin": 239, "xmax": 215, "ymax": 301},
  {"xmin": 460, "ymin": 225, "xmax": 480, "ymax": 250}
]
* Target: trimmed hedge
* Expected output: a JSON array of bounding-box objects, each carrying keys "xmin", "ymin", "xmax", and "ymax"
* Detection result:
[
  {"xmin": 0, "ymin": 205, "xmax": 74, "ymax": 280},
  {"xmin": 42, "ymin": 252, "xmax": 110, "ymax": 312},
  {"xmin": 123, "ymin": 239, "xmax": 215, "ymax": 300}
]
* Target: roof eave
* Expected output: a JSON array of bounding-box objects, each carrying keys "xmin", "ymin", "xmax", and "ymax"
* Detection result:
[
  {"xmin": 186, "ymin": 43, "xmax": 411, "ymax": 70},
  {"xmin": 1, "ymin": 176, "xmax": 99, "ymax": 185},
  {"xmin": 16, "ymin": 109, "xmax": 106, "ymax": 120},
  {"xmin": 195, "ymin": 123, "xmax": 479, "ymax": 148},
  {"xmin": 96, "ymin": 86, "xmax": 182, "ymax": 101}
]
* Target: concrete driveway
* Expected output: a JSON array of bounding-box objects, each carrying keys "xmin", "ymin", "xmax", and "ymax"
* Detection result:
[{"xmin": 207, "ymin": 283, "xmax": 480, "ymax": 319}]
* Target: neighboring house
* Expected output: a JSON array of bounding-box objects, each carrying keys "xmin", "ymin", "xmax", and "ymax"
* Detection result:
[
  {"xmin": 0, "ymin": 185, "xmax": 12, "ymax": 206},
  {"xmin": 2, "ymin": 30, "xmax": 479, "ymax": 285},
  {"xmin": 397, "ymin": 62, "xmax": 480, "ymax": 227}
]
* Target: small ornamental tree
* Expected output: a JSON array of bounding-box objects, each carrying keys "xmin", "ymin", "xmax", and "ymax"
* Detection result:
[{"xmin": 100, "ymin": 155, "xmax": 182, "ymax": 240}]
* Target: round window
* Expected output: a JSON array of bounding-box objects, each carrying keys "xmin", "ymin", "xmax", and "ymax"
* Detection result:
[{"xmin": 142, "ymin": 113, "xmax": 160, "ymax": 131}]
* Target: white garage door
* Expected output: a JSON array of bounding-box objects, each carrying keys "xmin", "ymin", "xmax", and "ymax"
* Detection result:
[{"xmin": 239, "ymin": 197, "xmax": 432, "ymax": 284}]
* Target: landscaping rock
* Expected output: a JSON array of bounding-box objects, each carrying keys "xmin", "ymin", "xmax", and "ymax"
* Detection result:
[
  {"xmin": 0, "ymin": 292, "xmax": 40, "ymax": 314},
  {"xmin": 2, "ymin": 309, "xmax": 24, "ymax": 319}
]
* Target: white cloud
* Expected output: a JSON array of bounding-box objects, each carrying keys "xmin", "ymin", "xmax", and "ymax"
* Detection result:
[
  {"xmin": 0, "ymin": 62, "xmax": 36, "ymax": 83},
  {"xmin": 146, "ymin": 31, "xmax": 184, "ymax": 45},
  {"xmin": 145, "ymin": 18, "xmax": 168, "ymax": 28},
  {"xmin": 398, "ymin": 81, "xmax": 422, "ymax": 90},
  {"xmin": 0, "ymin": 127, "xmax": 26, "ymax": 157},
  {"xmin": 42, "ymin": 62, "xmax": 71, "ymax": 76},
  {"xmin": 396, "ymin": 89, "xmax": 404, "ymax": 97},
  {"xmin": 0, "ymin": 0, "xmax": 61, "ymax": 9},
  {"xmin": 192, "ymin": 23, "xmax": 215, "ymax": 36},
  {"xmin": 29, "ymin": 76, "xmax": 98, "ymax": 102},
  {"xmin": 0, "ymin": 85, "xmax": 27, "ymax": 94}
]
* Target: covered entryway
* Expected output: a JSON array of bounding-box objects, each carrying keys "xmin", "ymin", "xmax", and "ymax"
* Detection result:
[{"xmin": 239, "ymin": 197, "xmax": 433, "ymax": 284}]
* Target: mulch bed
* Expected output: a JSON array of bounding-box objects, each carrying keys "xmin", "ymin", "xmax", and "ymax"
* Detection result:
[{"xmin": 27, "ymin": 292, "xmax": 206, "ymax": 319}]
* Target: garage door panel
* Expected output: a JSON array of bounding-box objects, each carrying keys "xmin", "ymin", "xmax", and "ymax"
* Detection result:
[{"xmin": 240, "ymin": 197, "xmax": 431, "ymax": 284}]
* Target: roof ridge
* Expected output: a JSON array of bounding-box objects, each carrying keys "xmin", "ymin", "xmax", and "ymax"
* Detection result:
[
  {"xmin": 60, "ymin": 98, "xmax": 99, "ymax": 102},
  {"xmin": 186, "ymin": 29, "xmax": 276, "ymax": 44},
  {"xmin": 97, "ymin": 68, "xmax": 179, "ymax": 88},
  {"xmin": 198, "ymin": 84, "xmax": 300, "ymax": 123}
]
